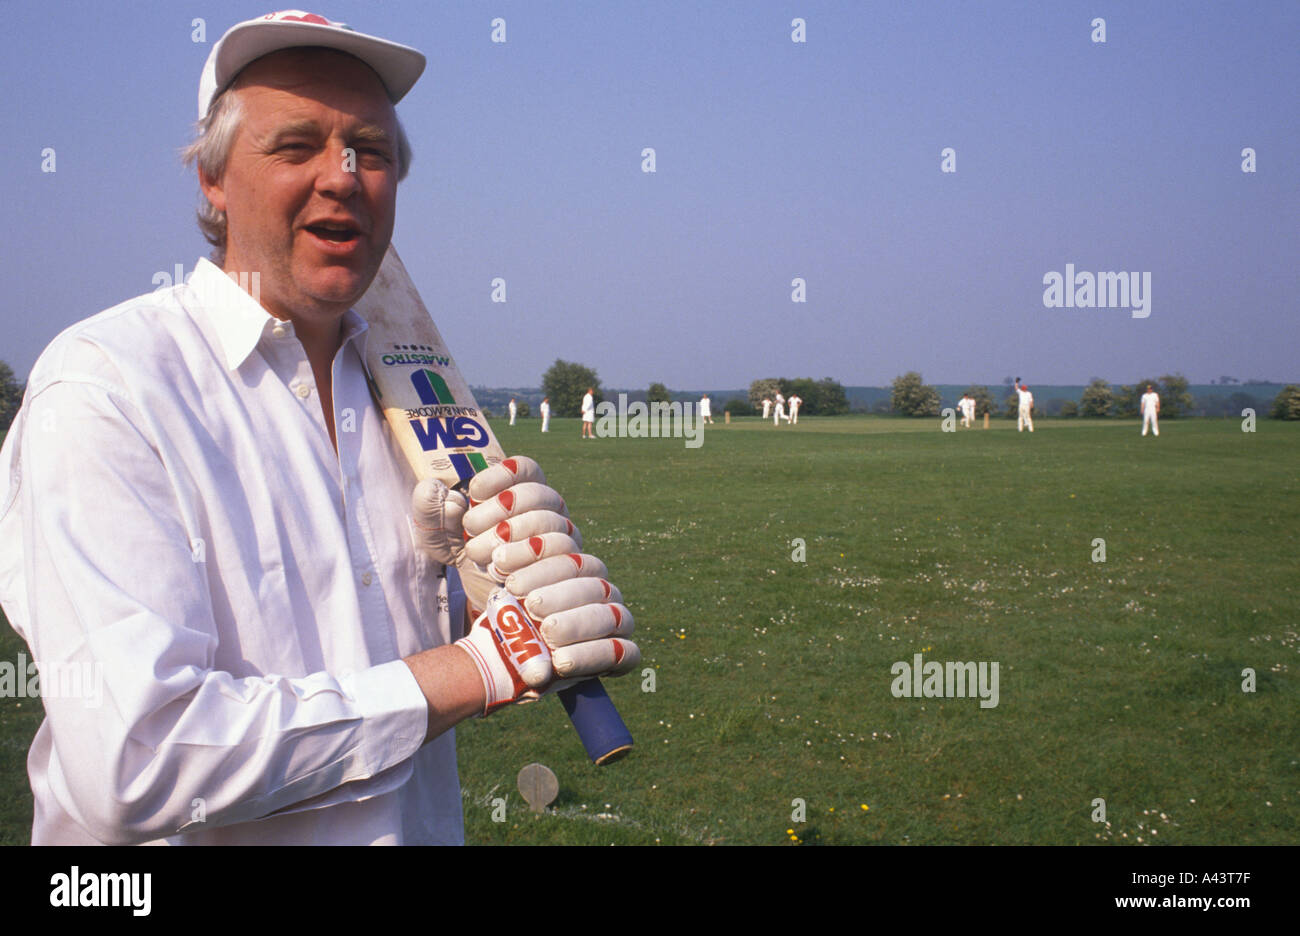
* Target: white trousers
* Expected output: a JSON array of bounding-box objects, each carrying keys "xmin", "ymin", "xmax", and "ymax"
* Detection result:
[
  {"xmin": 774, "ymin": 405, "xmax": 785, "ymax": 425},
  {"xmin": 541, "ymin": 415, "xmax": 550, "ymax": 432},
  {"xmin": 1018, "ymin": 408, "xmax": 1034, "ymax": 432},
  {"xmin": 1142, "ymin": 411, "xmax": 1159, "ymax": 436}
]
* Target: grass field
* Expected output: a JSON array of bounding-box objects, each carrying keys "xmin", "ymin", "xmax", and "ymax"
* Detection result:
[{"xmin": 2, "ymin": 416, "xmax": 1297, "ymax": 845}]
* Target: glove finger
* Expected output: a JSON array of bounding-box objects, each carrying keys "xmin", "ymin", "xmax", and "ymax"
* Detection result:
[
  {"xmin": 539, "ymin": 603, "xmax": 634, "ymax": 648},
  {"xmin": 489, "ymin": 532, "xmax": 583, "ymax": 576},
  {"xmin": 524, "ymin": 578, "xmax": 623, "ymax": 619},
  {"xmin": 463, "ymin": 483, "xmax": 568, "ymax": 536},
  {"xmin": 505, "ymin": 553, "xmax": 608, "ymax": 596},
  {"xmin": 462, "ymin": 511, "xmax": 581, "ymax": 567},
  {"xmin": 466, "ymin": 456, "xmax": 546, "ymax": 504},
  {"xmin": 552, "ymin": 638, "xmax": 641, "ymax": 679}
]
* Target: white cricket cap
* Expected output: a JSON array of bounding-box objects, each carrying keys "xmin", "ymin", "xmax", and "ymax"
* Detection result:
[{"xmin": 197, "ymin": 10, "xmax": 426, "ymax": 118}]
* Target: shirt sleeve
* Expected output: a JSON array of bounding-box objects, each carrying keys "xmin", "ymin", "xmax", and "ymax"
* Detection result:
[{"xmin": 11, "ymin": 372, "xmax": 430, "ymax": 845}]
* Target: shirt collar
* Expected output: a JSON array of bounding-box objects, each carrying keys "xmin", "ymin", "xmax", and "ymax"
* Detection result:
[{"xmin": 187, "ymin": 258, "xmax": 370, "ymax": 370}]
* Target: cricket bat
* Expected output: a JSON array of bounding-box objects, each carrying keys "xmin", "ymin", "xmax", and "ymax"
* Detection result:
[{"xmin": 357, "ymin": 244, "xmax": 633, "ymax": 765}]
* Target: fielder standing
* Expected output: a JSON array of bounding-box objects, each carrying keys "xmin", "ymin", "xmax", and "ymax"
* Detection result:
[
  {"xmin": 540, "ymin": 396, "xmax": 551, "ymax": 432},
  {"xmin": 1015, "ymin": 380, "xmax": 1035, "ymax": 432},
  {"xmin": 788, "ymin": 395, "xmax": 801, "ymax": 424},
  {"xmin": 761, "ymin": 397, "xmax": 772, "ymax": 420},
  {"xmin": 581, "ymin": 387, "xmax": 595, "ymax": 438},
  {"xmin": 699, "ymin": 393, "xmax": 714, "ymax": 424},
  {"xmin": 508, "ymin": 397, "xmax": 517, "ymax": 425},
  {"xmin": 1141, "ymin": 384, "xmax": 1160, "ymax": 436}
]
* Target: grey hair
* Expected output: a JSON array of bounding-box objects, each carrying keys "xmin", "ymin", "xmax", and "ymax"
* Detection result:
[{"xmin": 181, "ymin": 86, "xmax": 412, "ymax": 265}]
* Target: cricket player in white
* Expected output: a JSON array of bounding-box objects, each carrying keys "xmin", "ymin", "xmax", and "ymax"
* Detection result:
[
  {"xmin": 540, "ymin": 397, "xmax": 551, "ymax": 432},
  {"xmin": 960, "ymin": 394, "xmax": 975, "ymax": 428},
  {"xmin": 581, "ymin": 388, "xmax": 595, "ymax": 438},
  {"xmin": 1015, "ymin": 380, "xmax": 1034, "ymax": 432},
  {"xmin": 773, "ymin": 393, "xmax": 786, "ymax": 426},
  {"xmin": 699, "ymin": 394, "xmax": 713, "ymax": 424},
  {"xmin": 508, "ymin": 398, "xmax": 517, "ymax": 425},
  {"xmin": 761, "ymin": 397, "xmax": 771, "ymax": 420},
  {"xmin": 1141, "ymin": 385, "xmax": 1160, "ymax": 436},
  {"xmin": 788, "ymin": 395, "xmax": 801, "ymax": 424},
  {"xmin": 0, "ymin": 12, "xmax": 639, "ymax": 846}
]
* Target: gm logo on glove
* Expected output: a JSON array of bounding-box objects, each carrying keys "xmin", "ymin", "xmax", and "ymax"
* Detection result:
[{"xmin": 490, "ymin": 593, "xmax": 551, "ymax": 687}]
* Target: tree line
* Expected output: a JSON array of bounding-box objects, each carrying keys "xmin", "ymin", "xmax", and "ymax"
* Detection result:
[{"xmin": 4, "ymin": 359, "xmax": 1299, "ymax": 435}]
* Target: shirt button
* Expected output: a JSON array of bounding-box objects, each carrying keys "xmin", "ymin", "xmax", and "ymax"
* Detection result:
[
  {"xmin": 272, "ymin": 322, "xmax": 288, "ymax": 337},
  {"xmin": 294, "ymin": 384, "xmax": 311, "ymax": 399},
  {"xmin": 361, "ymin": 572, "xmax": 373, "ymax": 586}
]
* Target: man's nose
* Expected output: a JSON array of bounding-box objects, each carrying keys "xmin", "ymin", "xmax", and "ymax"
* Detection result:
[{"xmin": 316, "ymin": 145, "xmax": 362, "ymax": 197}]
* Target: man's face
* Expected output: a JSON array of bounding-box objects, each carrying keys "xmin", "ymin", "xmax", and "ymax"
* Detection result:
[{"xmin": 200, "ymin": 48, "xmax": 400, "ymax": 324}]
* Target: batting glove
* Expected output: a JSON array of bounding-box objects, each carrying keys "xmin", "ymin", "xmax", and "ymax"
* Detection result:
[
  {"xmin": 455, "ymin": 589, "xmax": 553, "ymax": 715},
  {"xmin": 410, "ymin": 456, "xmax": 580, "ymax": 616},
  {"xmin": 509, "ymin": 560, "xmax": 641, "ymax": 682}
]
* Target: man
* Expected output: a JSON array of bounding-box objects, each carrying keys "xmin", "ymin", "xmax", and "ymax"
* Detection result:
[
  {"xmin": 788, "ymin": 395, "xmax": 801, "ymax": 425},
  {"xmin": 699, "ymin": 393, "xmax": 713, "ymax": 425},
  {"xmin": 0, "ymin": 12, "xmax": 636, "ymax": 846},
  {"xmin": 959, "ymin": 393, "xmax": 974, "ymax": 428},
  {"xmin": 540, "ymin": 395, "xmax": 551, "ymax": 432},
  {"xmin": 1141, "ymin": 384, "xmax": 1160, "ymax": 436},
  {"xmin": 773, "ymin": 391, "xmax": 786, "ymax": 426},
  {"xmin": 761, "ymin": 397, "xmax": 772, "ymax": 420},
  {"xmin": 1015, "ymin": 379, "xmax": 1035, "ymax": 433},
  {"xmin": 508, "ymin": 396, "xmax": 517, "ymax": 425},
  {"xmin": 581, "ymin": 387, "xmax": 595, "ymax": 438}
]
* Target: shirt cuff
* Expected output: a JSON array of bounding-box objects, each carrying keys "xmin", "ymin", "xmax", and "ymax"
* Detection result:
[{"xmin": 337, "ymin": 659, "xmax": 429, "ymax": 776}]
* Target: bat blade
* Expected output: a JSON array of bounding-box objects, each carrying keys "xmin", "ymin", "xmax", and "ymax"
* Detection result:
[
  {"xmin": 357, "ymin": 245, "xmax": 632, "ymax": 765},
  {"xmin": 357, "ymin": 247, "xmax": 502, "ymax": 489}
]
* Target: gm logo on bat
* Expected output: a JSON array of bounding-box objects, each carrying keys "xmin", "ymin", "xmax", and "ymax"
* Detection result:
[{"xmin": 409, "ymin": 416, "xmax": 491, "ymax": 450}]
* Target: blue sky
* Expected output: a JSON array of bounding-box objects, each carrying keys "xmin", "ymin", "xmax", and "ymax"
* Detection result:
[{"xmin": 2, "ymin": 0, "xmax": 1296, "ymax": 389}]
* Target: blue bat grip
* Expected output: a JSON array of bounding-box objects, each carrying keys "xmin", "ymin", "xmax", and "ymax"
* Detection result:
[{"xmin": 558, "ymin": 679, "xmax": 633, "ymax": 765}]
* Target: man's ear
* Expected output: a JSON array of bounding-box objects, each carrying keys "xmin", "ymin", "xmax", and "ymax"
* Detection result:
[{"xmin": 198, "ymin": 168, "xmax": 227, "ymax": 214}]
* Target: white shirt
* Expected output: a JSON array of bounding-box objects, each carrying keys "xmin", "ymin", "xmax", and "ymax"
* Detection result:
[
  {"xmin": 540, "ymin": 401, "xmax": 550, "ymax": 416},
  {"xmin": 1141, "ymin": 392, "xmax": 1159, "ymax": 414},
  {"xmin": 789, "ymin": 397, "xmax": 800, "ymax": 411},
  {"xmin": 699, "ymin": 397, "xmax": 711, "ymax": 416},
  {"xmin": 0, "ymin": 259, "xmax": 464, "ymax": 845},
  {"xmin": 1017, "ymin": 388, "xmax": 1033, "ymax": 410},
  {"xmin": 508, "ymin": 400, "xmax": 517, "ymax": 415},
  {"xmin": 581, "ymin": 393, "xmax": 594, "ymax": 420}
]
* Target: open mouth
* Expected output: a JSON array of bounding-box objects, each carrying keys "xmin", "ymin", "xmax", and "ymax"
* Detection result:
[{"xmin": 305, "ymin": 223, "xmax": 361, "ymax": 243}]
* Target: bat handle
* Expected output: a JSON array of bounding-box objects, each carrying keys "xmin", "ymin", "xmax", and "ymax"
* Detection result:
[{"xmin": 558, "ymin": 678, "xmax": 633, "ymax": 765}]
